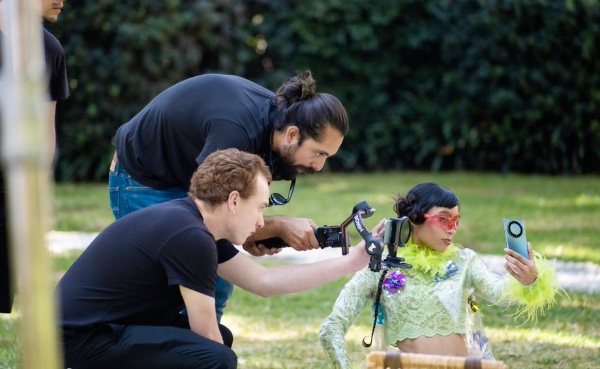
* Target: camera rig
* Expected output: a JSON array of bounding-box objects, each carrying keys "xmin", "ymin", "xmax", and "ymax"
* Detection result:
[{"xmin": 258, "ymin": 201, "xmax": 412, "ymax": 272}]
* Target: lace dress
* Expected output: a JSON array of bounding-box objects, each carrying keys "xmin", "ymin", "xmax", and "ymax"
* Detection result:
[{"xmin": 319, "ymin": 244, "xmax": 561, "ymax": 369}]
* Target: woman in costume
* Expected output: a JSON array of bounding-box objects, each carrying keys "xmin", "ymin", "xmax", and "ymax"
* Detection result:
[{"xmin": 319, "ymin": 182, "xmax": 562, "ymax": 369}]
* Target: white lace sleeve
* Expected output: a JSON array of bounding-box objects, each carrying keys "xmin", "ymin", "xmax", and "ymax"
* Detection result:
[
  {"xmin": 319, "ymin": 268, "xmax": 379, "ymax": 369},
  {"xmin": 469, "ymin": 254, "xmax": 506, "ymax": 303}
]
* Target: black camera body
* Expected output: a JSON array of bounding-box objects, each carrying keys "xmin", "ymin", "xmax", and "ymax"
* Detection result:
[
  {"xmin": 258, "ymin": 225, "xmax": 345, "ymax": 249},
  {"xmin": 314, "ymin": 225, "xmax": 344, "ymax": 248}
]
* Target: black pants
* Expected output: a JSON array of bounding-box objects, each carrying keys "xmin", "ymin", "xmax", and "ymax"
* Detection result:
[{"xmin": 64, "ymin": 320, "xmax": 236, "ymax": 369}]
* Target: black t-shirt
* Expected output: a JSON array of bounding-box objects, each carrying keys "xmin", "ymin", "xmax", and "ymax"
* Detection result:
[
  {"xmin": 43, "ymin": 27, "xmax": 70, "ymax": 101},
  {"xmin": 0, "ymin": 28, "xmax": 69, "ymax": 101},
  {"xmin": 115, "ymin": 74, "xmax": 277, "ymax": 190},
  {"xmin": 57, "ymin": 197, "xmax": 238, "ymax": 333}
]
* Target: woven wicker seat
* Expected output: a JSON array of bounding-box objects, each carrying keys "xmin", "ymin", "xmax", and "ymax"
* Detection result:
[{"xmin": 366, "ymin": 351, "xmax": 508, "ymax": 369}]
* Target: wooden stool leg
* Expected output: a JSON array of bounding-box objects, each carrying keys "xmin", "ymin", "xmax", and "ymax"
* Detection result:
[{"xmin": 383, "ymin": 351, "xmax": 402, "ymax": 369}]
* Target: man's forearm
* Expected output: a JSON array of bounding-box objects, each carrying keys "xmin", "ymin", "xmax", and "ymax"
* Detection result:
[{"xmin": 254, "ymin": 251, "xmax": 368, "ymax": 296}]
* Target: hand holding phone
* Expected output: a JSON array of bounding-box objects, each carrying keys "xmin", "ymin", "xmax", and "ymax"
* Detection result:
[{"xmin": 503, "ymin": 219, "xmax": 529, "ymax": 260}]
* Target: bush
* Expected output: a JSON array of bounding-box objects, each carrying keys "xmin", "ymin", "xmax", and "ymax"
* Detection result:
[
  {"xmin": 49, "ymin": 0, "xmax": 600, "ymax": 181},
  {"xmin": 252, "ymin": 0, "xmax": 600, "ymax": 174},
  {"xmin": 50, "ymin": 0, "xmax": 256, "ymax": 180}
]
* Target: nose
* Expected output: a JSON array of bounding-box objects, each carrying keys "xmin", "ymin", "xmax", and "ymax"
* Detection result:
[
  {"xmin": 312, "ymin": 157, "xmax": 327, "ymax": 172},
  {"xmin": 256, "ymin": 213, "xmax": 265, "ymax": 229},
  {"xmin": 447, "ymin": 228, "xmax": 457, "ymax": 236}
]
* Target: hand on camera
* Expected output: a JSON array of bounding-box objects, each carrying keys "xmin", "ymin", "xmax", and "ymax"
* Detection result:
[
  {"xmin": 274, "ymin": 217, "xmax": 320, "ymax": 251},
  {"xmin": 242, "ymin": 240, "xmax": 283, "ymax": 256}
]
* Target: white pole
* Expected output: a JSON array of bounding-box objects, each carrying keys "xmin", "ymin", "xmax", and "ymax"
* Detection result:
[{"xmin": 0, "ymin": 0, "xmax": 62, "ymax": 368}]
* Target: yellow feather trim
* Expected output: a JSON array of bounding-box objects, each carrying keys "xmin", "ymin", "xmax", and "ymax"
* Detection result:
[{"xmin": 498, "ymin": 251, "xmax": 568, "ymax": 323}]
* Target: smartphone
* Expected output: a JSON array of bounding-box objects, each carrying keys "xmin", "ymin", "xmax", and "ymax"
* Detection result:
[{"xmin": 503, "ymin": 219, "xmax": 529, "ymax": 259}]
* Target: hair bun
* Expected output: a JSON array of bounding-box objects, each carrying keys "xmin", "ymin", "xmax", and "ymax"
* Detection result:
[
  {"xmin": 299, "ymin": 80, "xmax": 312, "ymax": 100},
  {"xmin": 276, "ymin": 70, "xmax": 316, "ymax": 104},
  {"xmin": 393, "ymin": 193, "xmax": 419, "ymax": 220}
]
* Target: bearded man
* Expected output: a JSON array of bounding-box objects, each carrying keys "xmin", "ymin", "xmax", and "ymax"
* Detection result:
[{"xmin": 108, "ymin": 71, "xmax": 349, "ymax": 321}]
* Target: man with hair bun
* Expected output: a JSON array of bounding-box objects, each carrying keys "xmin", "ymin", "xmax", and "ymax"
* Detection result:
[
  {"xmin": 108, "ymin": 71, "xmax": 349, "ymax": 321},
  {"xmin": 59, "ymin": 148, "xmax": 382, "ymax": 369}
]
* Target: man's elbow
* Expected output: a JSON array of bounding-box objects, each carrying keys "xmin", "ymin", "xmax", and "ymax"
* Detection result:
[{"xmin": 254, "ymin": 288, "xmax": 275, "ymax": 298}]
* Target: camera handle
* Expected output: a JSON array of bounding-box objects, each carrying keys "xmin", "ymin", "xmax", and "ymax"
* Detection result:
[
  {"xmin": 352, "ymin": 212, "xmax": 413, "ymax": 272},
  {"xmin": 255, "ymin": 201, "xmax": 375, "ymax": 253},
  {"xmin": 350, "ymin": 209, "xmax": 385, "ymax": 271},
  {"xmin": 336, "ymin": 200, "xmax": 374, "ymax": 254}
]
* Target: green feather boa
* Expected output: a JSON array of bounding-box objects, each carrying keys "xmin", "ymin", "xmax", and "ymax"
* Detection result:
[{"xmin": 397, "ymin": 239, "xmax": 461, "ymax": 278}]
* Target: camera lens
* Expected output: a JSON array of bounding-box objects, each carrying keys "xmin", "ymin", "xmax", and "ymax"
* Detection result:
[
  {"xmin": 384, "ymin": 217, "xmax": 411, "ymax": 247},
  {"xmin": 507, "ymin": 221, "xmax": 523, "ymax": 238},
  {"xmin": 399, "ymin": 218, "xmax": 411, "ymax": 245}
]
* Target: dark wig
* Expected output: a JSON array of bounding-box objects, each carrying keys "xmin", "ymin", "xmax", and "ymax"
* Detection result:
[{"xmin": 393, "ymin": 182, "xmax": 460, "ymax": 225}]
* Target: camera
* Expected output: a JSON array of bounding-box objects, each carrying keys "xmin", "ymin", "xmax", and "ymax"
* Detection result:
[
  {"xmin": 314, "ymin": 225, "xmax": 344, "ymax": 248},
  {"xmin": 366, "ymin": 217, "xmax": 412, "ymax": 272},
  {"xmin": 257, "ymin": 201, "xmax": 413, "ymax": 272},
  {"xmin": 383, "ymin": 217, "xmax": 412, "ymax": 249},
  {"xmin": 260, "ymin": 224, "xmax": 350, "ymax": 250},
  {"xmin": 258, "ymin": 200, "xmax": 375, "ymax": 254}
]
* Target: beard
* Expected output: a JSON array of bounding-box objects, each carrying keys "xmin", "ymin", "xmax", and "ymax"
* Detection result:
[{"xmin": 270, "ymin": 144, "xmax": 315, "ymax": 181}]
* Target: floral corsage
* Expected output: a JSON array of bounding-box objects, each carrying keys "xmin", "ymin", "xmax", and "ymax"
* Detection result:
[{"xmin": 383, "ymin": 271, "xmax": 406, "ymax": 296}]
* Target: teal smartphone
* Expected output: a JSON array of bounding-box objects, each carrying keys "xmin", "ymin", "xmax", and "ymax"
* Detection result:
[{"xmin": 503, "ymin": 219, "xmax": 529, "ymax": 259}]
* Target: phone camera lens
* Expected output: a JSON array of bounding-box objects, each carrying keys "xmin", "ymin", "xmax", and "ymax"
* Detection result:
[{"xmin": 508, "ymin": 221, "xmax": 523, "ymax": 237}]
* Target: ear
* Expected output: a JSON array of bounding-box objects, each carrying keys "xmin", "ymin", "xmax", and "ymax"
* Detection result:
[
  {"xmin": 227, "ymin": 191, "xmax": 240, "ymax": 214},
  {"xmin": 285, "ymin": 125, "xmax": 300, "ymax": 143}
]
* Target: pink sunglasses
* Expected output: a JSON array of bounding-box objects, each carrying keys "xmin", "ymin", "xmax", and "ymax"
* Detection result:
[{"xmin": 423, "ymin": 213, "xmax": 461, "ymax": 231}]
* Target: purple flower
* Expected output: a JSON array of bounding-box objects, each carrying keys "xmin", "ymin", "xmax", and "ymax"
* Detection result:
[{"xmin": 383, "ymin": 271, "xmax": 406, "ymax": 293}]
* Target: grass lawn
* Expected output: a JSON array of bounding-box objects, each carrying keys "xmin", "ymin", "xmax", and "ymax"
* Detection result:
[
  {"xmin": 1, "ymin": 171, "xmax": 598, "ymax": 368},
  {"xmin": 53, "ymin": 171, "xmax": 600, "ymax": 263}
]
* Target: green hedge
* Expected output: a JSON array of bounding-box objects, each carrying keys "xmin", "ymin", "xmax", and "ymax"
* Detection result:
[
  {"xmin": 51, "ymin": 0, "xmax": 255, "ymax": 180},
  {"xmin": 49, "ymin": 0, "xmax": 600, "ymax": 181}
]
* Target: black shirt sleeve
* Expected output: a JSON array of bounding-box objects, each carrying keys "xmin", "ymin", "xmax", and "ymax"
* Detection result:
[{"xmin": 159, "ymin": 229, "xmax": 239, "ymax": 297}]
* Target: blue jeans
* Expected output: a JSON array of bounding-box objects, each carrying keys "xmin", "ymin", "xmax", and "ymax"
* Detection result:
[{"xmin": 108, "ymin": 162, "xmax": 234, "ymax": 322}]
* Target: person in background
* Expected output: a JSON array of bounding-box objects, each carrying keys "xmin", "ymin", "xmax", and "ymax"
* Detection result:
[
  {"xmin": 59, "ymin": 148, "xmax": 384, "ymax": 369},
  {"xmin": 319, "ymin": 182, "xmax": 563, "ymax": 369},
  {"xmin": 109, "ymin": 70, "xmax": 349, "ymax": 321},
  {"xmin": 40, "ymin": 0, "xmax": 70, "ymax": 158},
  {"xmin": 0, "ymin": 0, "xmax": 69, "ymax": 314}
]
